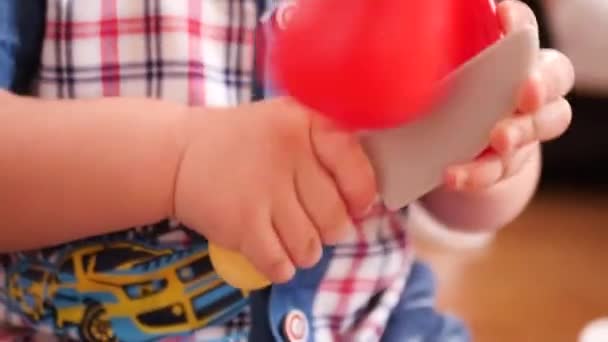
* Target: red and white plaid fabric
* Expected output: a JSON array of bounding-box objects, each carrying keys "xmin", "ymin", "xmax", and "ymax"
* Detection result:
[
  {"xmin": 38, "ymin": 0, "xmax": 257, "ymax": 106},
  {"xmin": 312, "ymin": 203, "xmax": 413, "ymax": 341},
  {"xmin": 0, "ymin": 0, "xmax": 414, "ymax": 340}
]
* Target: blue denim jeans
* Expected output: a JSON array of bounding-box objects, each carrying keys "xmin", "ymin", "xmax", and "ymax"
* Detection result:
[
  {"xmin": 0, "ymin": 0, "xmax": 45, "ymax": 93},
  {"xmin": 381, "ymin": 262, "xmax": 471, "ymax": 342},
  {"xmin": 0, "ymin": 0, "xmax": 18, "ymax": 89}
]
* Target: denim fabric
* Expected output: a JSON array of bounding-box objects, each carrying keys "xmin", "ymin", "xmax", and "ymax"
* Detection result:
[
  {"xmin": 0, "ymin": 0, "xmax": 18, "ymax": 89},
  {"xmin": 249, "ymin": 247, "xmax": 335, "ymax": 342},
  {"xmin": 0, "ymin": 0, "xmax": 45, "ymax": 93},
  {"xmin": 381, "ymin": 262, "xmax": 470, "ymax": 342}
]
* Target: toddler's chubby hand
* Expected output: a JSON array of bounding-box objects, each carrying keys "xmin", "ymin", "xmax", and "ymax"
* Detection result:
[
  {"xmin": 444, "ymin": 0, "xmax": 574, "ymax": 192},
  {"xmin": 173, "ymin": 97, "xmax": 376, "ymax": 283}
]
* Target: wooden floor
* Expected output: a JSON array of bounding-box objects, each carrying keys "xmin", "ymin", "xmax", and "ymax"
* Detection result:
[{"xmin": 416, "ymin": 188, "xmax": 608, "ymax": 342}]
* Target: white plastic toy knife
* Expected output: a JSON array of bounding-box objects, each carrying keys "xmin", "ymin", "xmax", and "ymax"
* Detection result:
[{"xmin": 361, "ymin": 27, "xmax": 539, "ymax": 210}]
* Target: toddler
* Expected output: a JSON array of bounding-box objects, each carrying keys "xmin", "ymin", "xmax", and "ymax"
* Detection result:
[{"xmin": 0, "ymin": 0, "xmax": 573, "ymax": 341}]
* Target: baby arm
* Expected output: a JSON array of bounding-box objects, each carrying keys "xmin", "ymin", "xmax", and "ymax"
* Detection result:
[
  {"xmin": 420, "ymin": 1, "xmax": 574, "ymax": 231},
  {"xmin": 0, "ymin": 92, "xmax": 376, "ymax": 283},
  {"xmin": 0, "ymin": 91, "xmax": 190, "ymax": 250}
]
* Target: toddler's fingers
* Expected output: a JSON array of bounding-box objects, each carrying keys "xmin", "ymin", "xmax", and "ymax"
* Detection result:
[
  {"xmin": 517, "ymin": 69, "xmax": 545, "ymax": 114},
  {"xmin": 535, "ymin": 49, "xmax": 575, "ymax": 102},
  {"xmin": 240, "ymin": 216, "xmax": 295, "ymax": 284},
  {"xmin": 497, "ymin": 0, "xmax": 538, "ymax": 34},
  {"xmin": 518, "ymin": 50, "xmax": 575, "ymax": 113},
  {"xmin": 445, "ymin": 155, "xmax": 504, "ymax": 191},
  {"xmin": 502, "ymin": 143, "xmax": 537, "ymax": 179},
  {"xmin": 311, "ymin": 118, "xmax": 377, "ymax": 216},
  {"xmin": 295, "ymin": 159, "xmax": 351, "ymax": 245},
  {"xmin": 272, "ymin": 189, "xmax": 323, "ymax": 269},
  {"xmin": 491, "ymin": 97, "xmax": 572, "ymax": 153}
]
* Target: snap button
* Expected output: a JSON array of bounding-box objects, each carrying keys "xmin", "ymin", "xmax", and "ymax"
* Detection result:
[{"xmin": 283, "ymin": 309, "xmax": 309, "ymax": 342}]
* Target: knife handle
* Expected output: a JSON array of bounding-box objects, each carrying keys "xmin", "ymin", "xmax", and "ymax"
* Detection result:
[{"xmin": 208, "ymin": 242, "xmax": 271, "ymax": 291}]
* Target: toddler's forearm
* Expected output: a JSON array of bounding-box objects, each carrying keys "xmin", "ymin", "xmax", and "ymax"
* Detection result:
[
  {"xmin": 0, "ymin": 91, "xmax": 190, "ymax": 251},
  {"xmin": 420, "ymin": 144, "xmax": 541, "ymax": 231}
]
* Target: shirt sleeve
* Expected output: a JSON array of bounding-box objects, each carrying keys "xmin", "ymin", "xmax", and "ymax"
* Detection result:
[{"xmin": 0, "ymin": 0, "xmax": 46, "ymax": 93}]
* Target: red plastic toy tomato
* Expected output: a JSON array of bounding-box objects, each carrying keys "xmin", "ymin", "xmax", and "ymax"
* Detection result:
[
  {"xmin": 271, "ymin": 0, "xmax": 502, "ymax": 131},
  {"xmin": 271, "ymin": 0, "xmax": 450, "ymax": 130},
  {"xmin": 445, "ymin": 0, "xmax": 502, "ymax": 72}
]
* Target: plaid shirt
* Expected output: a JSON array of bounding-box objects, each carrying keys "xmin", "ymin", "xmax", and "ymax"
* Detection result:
[
  {"xmin": 0, "ymin": 1, "xmax": 414, "ymax": 341},
  {"xmin": 38, "ymin": 0, "xmax": 256, "ymax": 105}
]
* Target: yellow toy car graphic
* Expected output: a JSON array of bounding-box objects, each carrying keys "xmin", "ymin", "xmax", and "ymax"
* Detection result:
[
  {"xmin": 4, "ymin": 241, "xmax": 248, "ymax": 342},
  {"xmin": 6, "ymin": 263, "xmax": 55, "ymax": 321}
]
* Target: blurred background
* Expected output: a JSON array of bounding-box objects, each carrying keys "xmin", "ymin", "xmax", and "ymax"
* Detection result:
[
  {"xmin": 533, "ymin": 0, "xmax": 608, "ymax": 188},
  {"xmin": 413, "ymin": 1, "xmax": 608, "ymax": 341}
]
